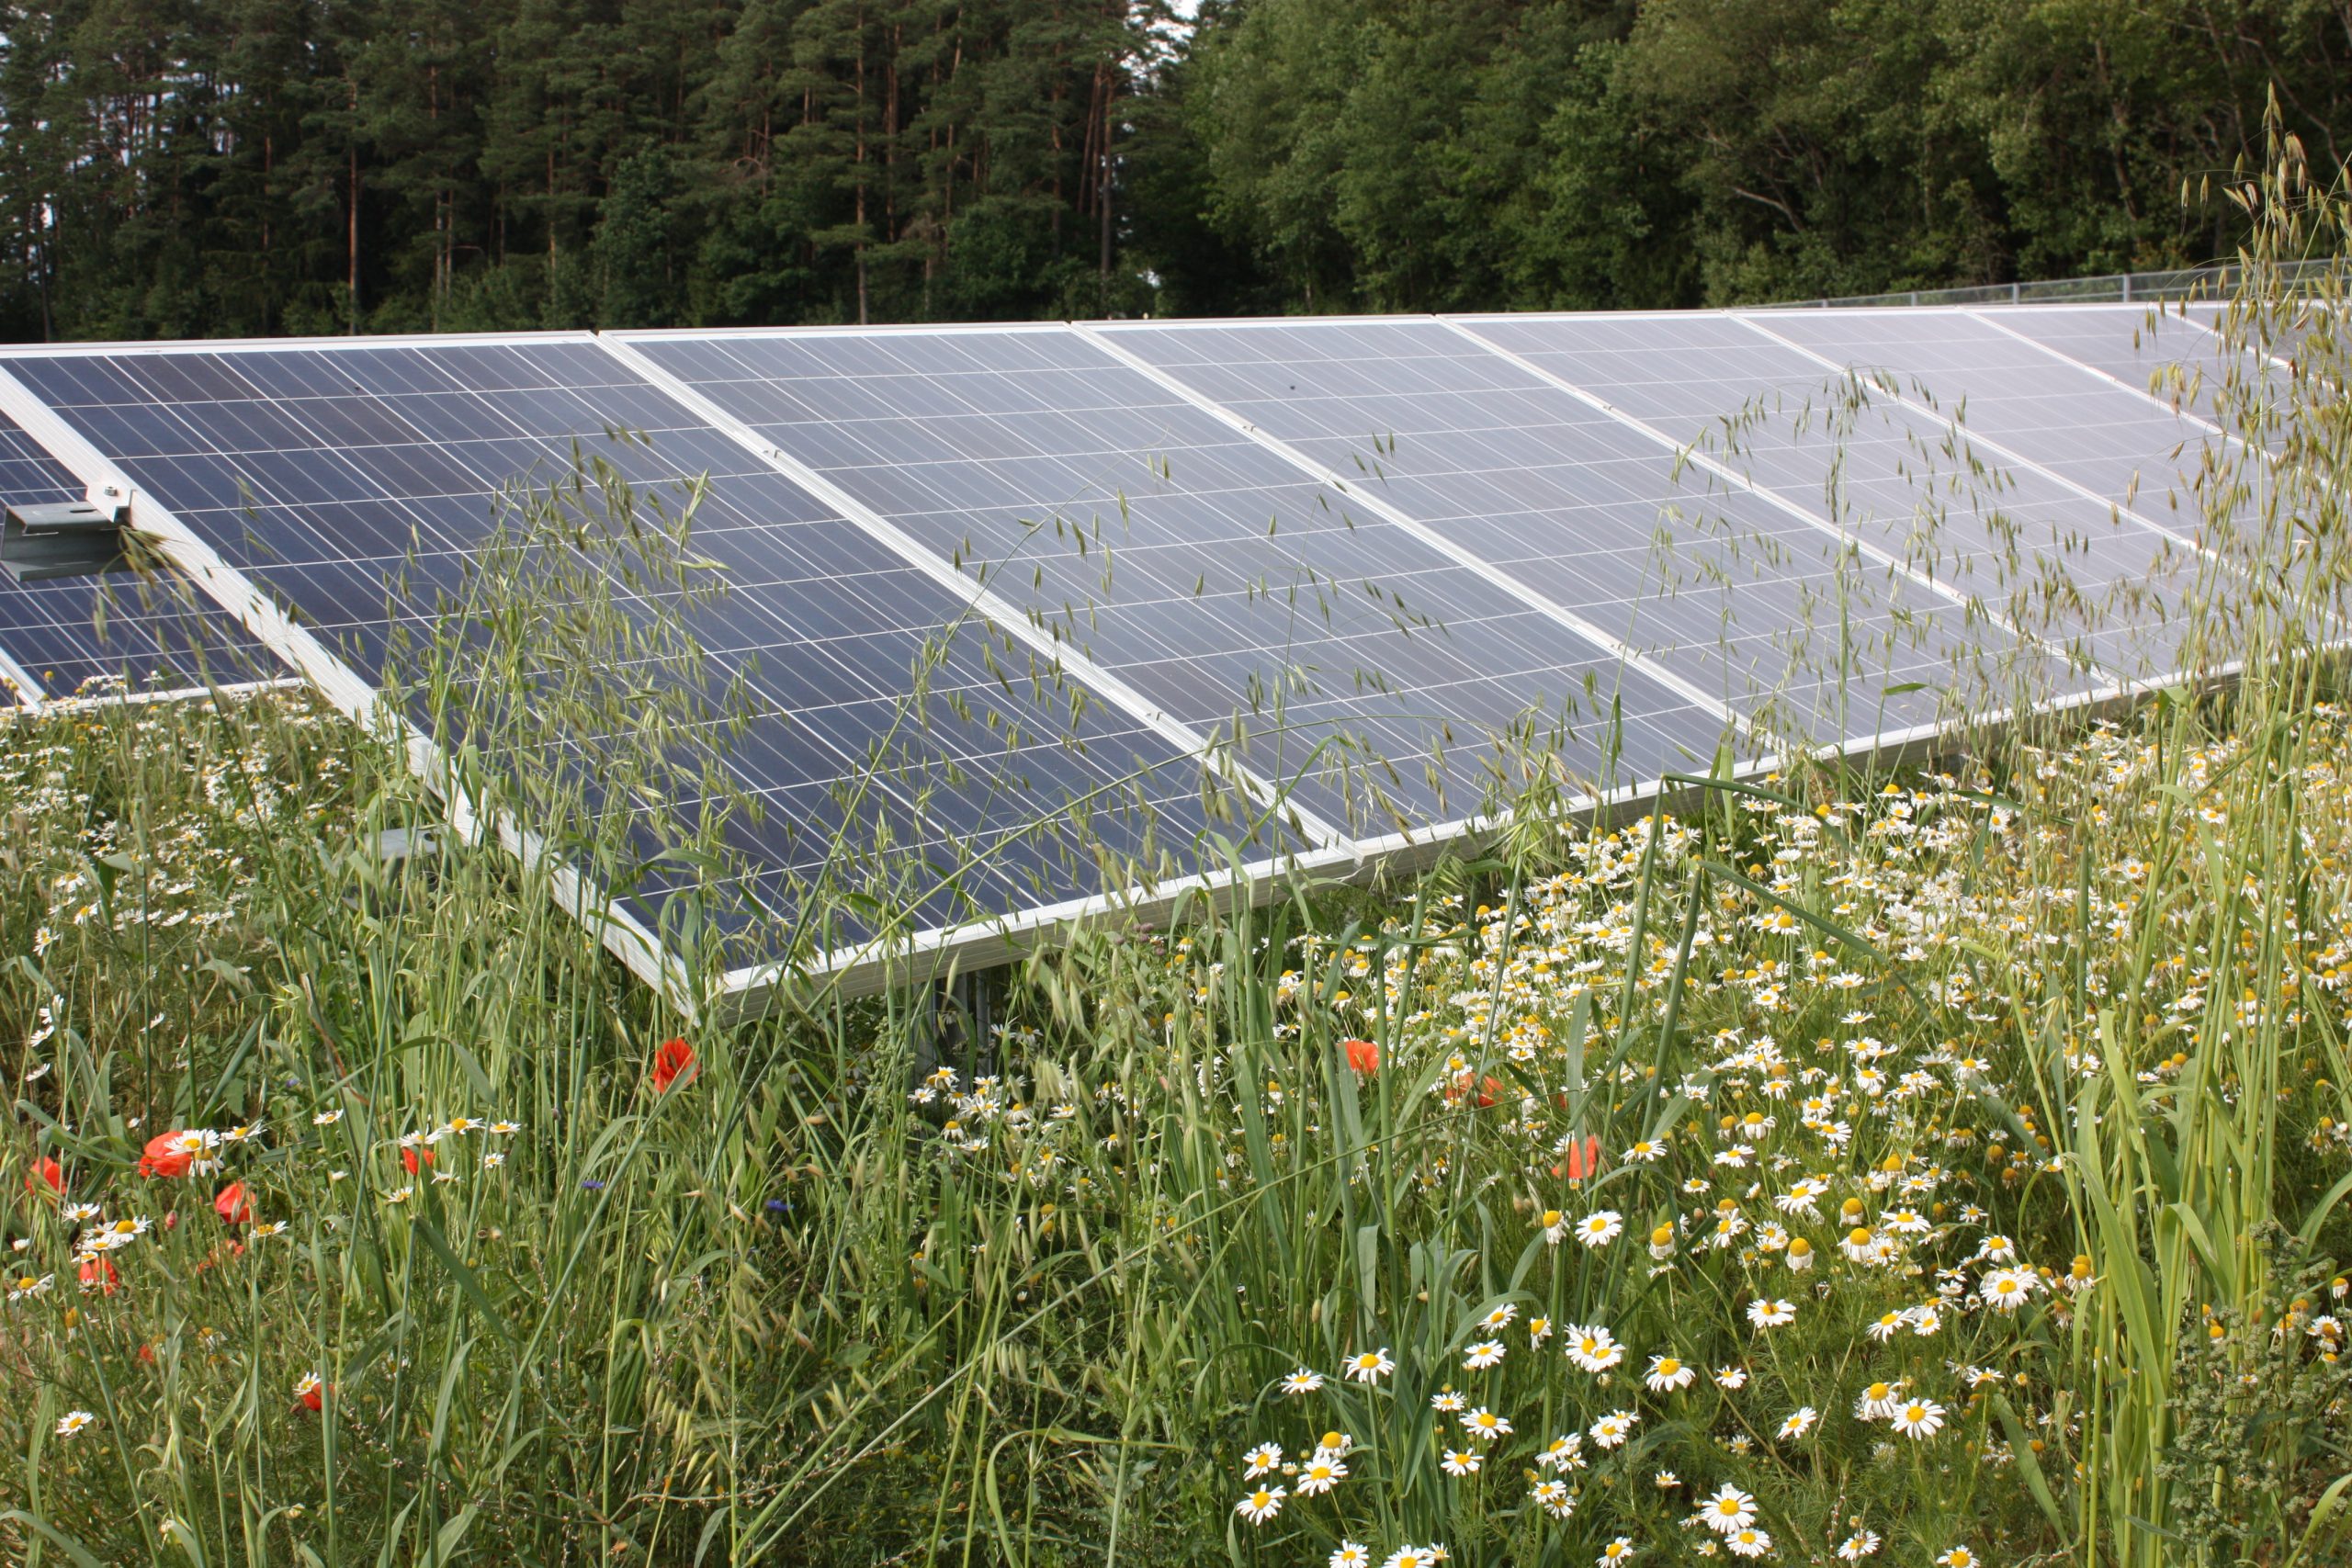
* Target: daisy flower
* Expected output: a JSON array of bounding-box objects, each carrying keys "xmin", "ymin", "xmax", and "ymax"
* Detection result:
[
  {"xmin": 1441, "ymin": 1448, "xmax": 1482, "ymax": 1476},
  {"xmin": 1235, "ymin": 1485, "xmax": 1284, "ymax": 1525},
  {"xmin": 1431, "ymin": 1389, "xmax": 1466, "ymax": 1413},
  {"xmin": 1540, "ymin": 1208, "xmax": 1571, "ymax": 1245},
  {"xmin": 1532, "ymin": 1477, "xmax": 1575, "ymax": 1517},
  {"xmin": 1577, "ymin": 1210, "xmax": 1624, "ymax": 1248},
  {"xmin": 1699, "ymin": 1485, "xmax": 1756, "ymax": 1534},
  {"xmin": 1837, "ymin": 1531, "xmax": 1882, "ymax": 1560},
  {"xmin": 1644, "ymin": 1354, "xmax": 1696, "ymax": 1393},
  {"xmin": 1714, "ymin": 1364, "xmax": 1748, "ymax": 1390},
  {"xmin": 1565, "ymin": 1324, "xmax": 1625, "ymax": 1372},
  {"xmin": 1463, "ymin": 1339, "xmax": 1506, "ymax": 1371},
  {"xmin": 1282, "ymin": 1369, "xmax": 1327, "ymax": 1395},
  {"xmin": 1981, "ymin": 1269, "xmax": 2037, "ymax": 1311},
  {"xmin": 1935, "ymin": 1551, "xmax": 1979, "ymax": 1568},
  {"xmin": 312, "ymin": 1109, "xmax": 344, "ymax": 1126},
  {"xmin": 1725, "ymin": 1526, "xmax": 1773, "ymax": 1559},
  {"xmin": 1598, "ymin": 1539, "xmax": 1635, "ymax": 1564},
  {"xmin": 1528, "ymin": 1315, "xmax": 1555, "ymax": 1347},
  {"xmin": 1382, "ymin": 1549, "xmax": 1442, "ymax": 1568},
  {"xmin": 1480, "ymin": 1302, "xmax": 1520, "ymax": 1331},
  {"xmin": 1296, "ymin": 1455, "xmax": 1347, "ymax": 1495},
  {"xmin": 1890, "ymin": 1399, "xmax": 1946, "ymax": 1439},
  {"xmin": 1866, "ymin": 1310, "xmax": 1906, "ymax": 1343},
  {"xmin": 489, "ymin": 1121, "xmax": 521, "ymax": 1135},
  {"xmin": 1785, "ymin": 1237, "xmax": 1815, "ymax": 1270},
  {"xmin": 1243, "ymin": 1442, "xmax": 1283, "ymax": 1478},
  {"xmin": 1536, "ymin": 1432, "xmax": 1586, "ymax": 1471},
  {"xmin": 1623, "ymin": 1138, "xmax": 1666, "ymax": 1162},
  {"xmin": 1853, "ymin": 1381, "xmax": 1899, "ymax": 1420},
  {"xmin": 1314, "ymin": 1430, "xmax": 1354, "ymax": 1459},
  {"xmin": 1746, "ymin": 1297, "xmax": 1796, "ymax": 1329},
  {"xmin": 1343, "ymin": 1348, "xmax": 1396, "ymax": 1383},
  {"xmin": 1778, "ymin": 1406, "xmax": 1818, "ymax": 1439},
  {"xmin": 1461, "ymin": 1406, "xmax": 1512, "ymax": 1441},
  {"xmin": 1648, "ymin": 1224, "xmax": 1678, "ymax": 1259},
  {"xmin": 55, "ymin": 1411, "xmax": 95, "ymax": 1438},
  {"xmin": 1330, "ymin": 1545, "xmax": 1372, "ymax": 1568},
  {"xmin": 1589, "ymin": 1409, "xmax": 1638, "ymax": 1449},
  {"xmin": 1654, "ymin": 1470, "xmax": 1680, "ymax": 1488}
]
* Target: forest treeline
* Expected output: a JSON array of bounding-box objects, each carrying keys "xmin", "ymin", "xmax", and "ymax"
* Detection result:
[{"xmin": 2, "ymin": 0, "xmax": 2347, "ymax": 341}]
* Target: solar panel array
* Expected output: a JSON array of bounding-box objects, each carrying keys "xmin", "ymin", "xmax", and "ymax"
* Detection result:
[{"xmin": 0, "ymin": 303, "xmax": 2256, "ymax": 1003}]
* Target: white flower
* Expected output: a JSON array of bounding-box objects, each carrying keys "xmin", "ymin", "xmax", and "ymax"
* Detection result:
[
  {"xmin": 1235, "ymin": 1485, "xmax": 1284, "ymax": 1525},
  {"xmin": 1536, "ymin": 1432, "xmax": 1587, "ymax": 1472},
  {"xmin": 1853, "ymin": 1381, "xmax": 1901, "ymax": 1421},
  {"xmin": 1746, "ymin": 1297, "xmax": 1796, "ymax": 1329},
  {"xmin": 1714, "ymin": 1364, "xmax": 1748, "ymax": 1390},
  {"xmin": 1588, "ymin": 1409, "xmax": 1638, "ymax": 1449},
  {"xmin": 1577, "ymin": 1210, "xmax": 1624, "ymax": 1248},
  {"xmin": 1330, "ymin": 1545, "xmax": 1372, "ymax": 1568},
  {"xmin": 1296, "ymin": 1455, "xmax": 1347, "ymax": 1495},
  {"xmin": 1242, "ymin": 1442, "xmax": 1282, "ymax": 1478},
  {"xmin": 1644, "ymin": 1354, "xmax": 1696, "ymax": 1393},
  {"xmin": 55, "ymin": 1410, "xmax": 96, "ymax": 1438},
  {"xmin": 1838, "ymin": 1531, "xmax": 1882, "ymax": 1561},
  {"xmin": 1532, "ymin": 1478, "xmax": 1576, "ymax": 1517},
  {"xmin": 1725, "ymin": 1526, "xmax": 1773, "ymax": 1559},
  {"xmin": 1566, "ymin": 1324, "xmax": 1626, "ymax": 1372},
  {"xmin": 1778, "ymin": 1406, "xmax": 1818, "ymax": 1439},
  {"xmin": 1891, "ymin": 1399, "xmax": 1947, "ymax": 1439},
  {"xmin": 1343, "ymin": 1348, "xmax": 1396, "ymax": 1383},
  {"xmin": 1461, "ymin": 1407, "xmax": 1512, "ymax": 1441},
  {"xmin": 1699, "ymin": 1485, "xmax": 1757, "ymax": 1534},
  {"xmin": 1463, "ymin": 1339, "xmax": 1506, "ymax": 1371},
  {"xmin": 1981, "ymin": 1269, "xmax": 2038, "ymax": 1311},
  {"xmin": 1441, "ymin": 1448, "xmax": 1482, "ymax": 1476},
  {"xmin": 1282, "ymin": 1368, "xmax": 1327, "ymax": 1395}
]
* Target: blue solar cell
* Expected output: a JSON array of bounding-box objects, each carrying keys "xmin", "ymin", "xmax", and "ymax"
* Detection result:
[
  {"xmin": 1098, "ymin": 316, "xmax": 2035, "ymax": 744},
  {"xmin": 1453, "ymin": 311, "xmax": 2214, "ymax": 687},
  {"xmin": 0, "ymin": 340, "xmax": 1253, "ymax": 953},
  {"xmin": 617, "ymin": 325, "xmax": 1735, "ymax": 831},
  {"xmin": 0, "ymin": 412, "xmax": 274, "ymax": 705}
]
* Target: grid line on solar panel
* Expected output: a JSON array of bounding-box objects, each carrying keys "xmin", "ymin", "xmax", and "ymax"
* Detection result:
[
  {"xmin": 0, "ymin": 340, "xmax": 1281, "ymax": 997},
  {"xmin": 1735, "ymin": 309, "xmax": 2235, "ymax": 551},
  {"xmin": 0, "ymin": 412, "xmax": 277, "ymax": 706},
  {"xmin": 1453, "ymin": 310, "xmax": 2217, "ymax": 687},
  {"xmin": 611, "ymin": 323, "xmax": 1736, "ymax": 840},
  {"xmin": 594, "ymin": 332, "xmax": 1360, "ymax": 856},
  {"xmin": 1091, "ymin": 313, "xmax": 2023, "ymax": 744}
]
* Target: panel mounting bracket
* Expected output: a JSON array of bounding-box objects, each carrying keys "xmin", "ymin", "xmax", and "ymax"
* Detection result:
[{"xmin": 2, "ymin": 497, "xmax": 131, "ymax": 582}]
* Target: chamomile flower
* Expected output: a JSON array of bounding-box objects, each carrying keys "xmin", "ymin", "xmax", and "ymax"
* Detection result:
[
  {"xmin": 1854, "ymin": 1381, "xmax": 1900, "ymax": 1420},
  {"xmin": 1441, "ymin": 1448, "xmax": 1482, "ymax": 1476},
  {"xmin": 1714, "ymin": 1364, "xmax": 1748, "ymax": 1389},
  {"xmin": 489, "ymin": 1121, "xmax": 520, "ymax": 1135},
  {"xmin": 1699, "ymin": 1485, "xmax": 1758, "ymax": 1533},
  {"xmin": 1531, "ymin": 1477, "xmax": 1575, "ymax": 1517},
  {"xmin": 1589, "ymin": 1409, "xmax": 1638, "ymax": 1449},
  {"xmin": 1837, "ymin": 1530, "xmax": 1882, "ymax": 1560},
  {"xmin": 1867, "ymin": 1309, "xmax": 1907, "ymax": 1342},
  {"xmin": 1644, "ymin": 1353, "xmax": 1696, "ymax": 1393},
  {"xmin": 1935, "ymin": 1550, "xmax": 1978, "ymax": 1568},
  {"xmin": 1778, "ymin": 1406, "xmax": 1818, "ymax": 1439},
  {"xmin": 61, "ymin": 1201, "xmax": 101, "ymax": 1224},
  {"xmin": 1381, "ymin": 1548, "xmax": 1442, "ymax": 1568},
  {"xmin": 1296, "ymin": 1455, "xmax": 1348, "ymax": 1495},
  {"xmin": 1598, "ymin": 1539, "xmax": 1634, "ymax": 1563},
  {"xmin": 1746, "ymin": 1297, "xmax": 1796, "ymax": 1329},
  {"xmin": 1282, "ymin": 1368, "xmax": 1327, "ymax": 1395},
  {"xmin": 1540, "ymin": 1208, "xmax": 1571, "ymax": 1244},
  {"xmin": 1235, "ymin": 1485, "xmax": 1284, "ymax": 1525},
  {"xmin": 1566, "ymin": 1324, "xmax": 1625, "ymax": 1372},
  {"xmin": 1479, "ymin": 1302, "xmax": 1520, "ymax": 1331},
  {"xmin": 1528, "ymin": 1315, "xmax": 1555, "ymax": 1347},
  {"xmin": 55, "ymin": 1410, "xmax": 95, "ymax": 1438},
  {"xmin": 1725, "ymin": 1526, "xmax": 1773, "ymax": 1559},
  {"xmin": 1329, "ymin": 1545, "xmax": 1371, "ymax": 1568},
  {"xmin": 1890, "ymin": 1399, "xmax": 1947, "ymax": 1439},
  {"xmin": 1536, "ymin": 1432, "xmax": 1586, "ymax": 1471},
  {"xmin": 1431, "ymin": 1388, "xmax": 1466, "ymax": 1413},
  {"xmin": 1461, "ymin": 1407, "xmax": 1512, "ymax": 1441},
  {"xmin": 1577, "ymin": 1210, "xmax": 1624, "ymax": 1248},
  {"xmin": 1242, "ymin": 1442, "xmax": 1283, "ymax": 1478},
  {"xmin": 1344, "ymin": 1348, "xmax": 1396, "ymax": 1383},
  {"xmin": 312, "ymin": 1109, "xmax": 344, "ymax": 1126},
  {"xmin": 1981, "ymin": 1269, "xmax": 2038, "ymax": 1310}
]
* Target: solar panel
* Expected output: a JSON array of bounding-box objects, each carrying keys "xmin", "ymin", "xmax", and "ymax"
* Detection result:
[
  {"xmin": 1980, "ymin": 303, "xmax": 2293, "ymax": 450},
  {"xmin": 1092, "ymin": 314, "xmax": 2034, "ymax": 748},
  {"xmin": 0, "ymin": 338, "xmax": 1287, "ymax": 992},
  {"xmin": 0, "ymin": 412, "xmax": 274, "ymax": 706},
  {"xmin": 1453, "ymin": 310, "xmax": 2214, "ymax": 688},
  {"xmin": 610, "ymin": 326, "xmax": 1736, "ymax": 839}
]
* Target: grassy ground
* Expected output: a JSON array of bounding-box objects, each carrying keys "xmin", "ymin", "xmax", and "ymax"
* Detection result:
[{"xmin": 6, "ymin": 147, "xmax": 2352, "ymax": 1568}]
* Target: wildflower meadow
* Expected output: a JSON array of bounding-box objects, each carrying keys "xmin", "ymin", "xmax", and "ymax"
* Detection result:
[{"xmin": 7, "ymin": 144, "xmax": 2352, "ymax": 1568}]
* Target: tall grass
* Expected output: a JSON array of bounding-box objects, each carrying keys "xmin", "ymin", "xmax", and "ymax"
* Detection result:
[{"xmin": 5, "ymin": 129, "xmax": 2352, "ymax": 1568}]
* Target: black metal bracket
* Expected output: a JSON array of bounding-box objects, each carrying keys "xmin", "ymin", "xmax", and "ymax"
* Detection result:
[{"xmin": 1, "ymin": 501, "xmax": 132, "ymax": 583}]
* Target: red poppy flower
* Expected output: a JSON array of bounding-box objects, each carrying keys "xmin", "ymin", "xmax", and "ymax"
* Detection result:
[
  {"xmin": 1446, "ymin": 1071, "xmax": 1509, "ymax": 1108},
  {"xmin": 136, "ymin": 1343, "xmax": 156, "ymax": 1365},
  {"xmin": 1555, "ymin": 1134, "xmax": 1605, "ymax": 1181},
  {"xmin": 213, "ymin": 1181, "xmax": 252, "ymax": 1224},
  {"xmin": 24, "ymin": 1156, "xmax": 62, "ymax": 1196},
  {"xmin": 78, "ymin": 1257, "xmax": 119, "ymax": 1296},
  {"xmin": 651, "ymin": 1038, "xmax": 698, "ymax": 1093},
  {"xmin": 1342, "ymin": 1037, "xmax": 1380, "ymax": 1076},
  {"xmin": 401, "ymin": 1145, "xmax": 434, "ymax": 1176},
  {"xmin": 139, "ymin": 1132, "xmax": 194, "ymax": 1179}
]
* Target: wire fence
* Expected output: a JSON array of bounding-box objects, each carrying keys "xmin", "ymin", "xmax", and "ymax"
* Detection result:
[{"xmin": 1784, "ymin": 256, "xmax": 2342, "ymax": 309}]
